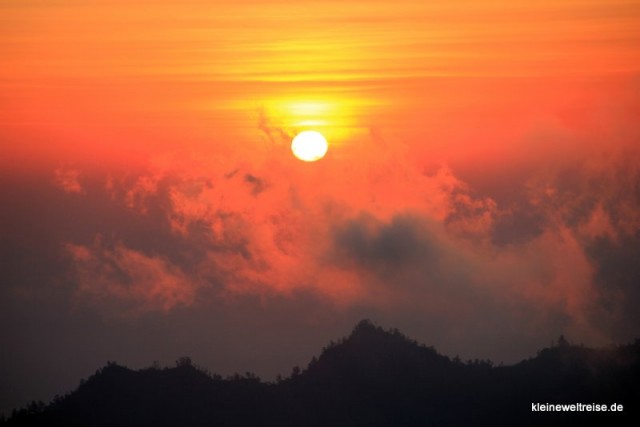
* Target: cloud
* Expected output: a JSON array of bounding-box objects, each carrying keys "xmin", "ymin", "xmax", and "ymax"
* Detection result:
[
  {"xmin": 244, "ymin": 173, "xmax": 267, "ymax": 196},
  {"xmin": 28, "ymin": 107, "xmax": 637, "ymax": 356},
  {"xmin": 332, "ymin": 214, "xmax": 439, "ymax": 279},
  {"xmin": 47, "ymin": 119, "xmax": 637, "ymax": 341},
  {"xmin": 65, "ymin": 237, "xmax": 197, "ymax": 315},
  {"xmin": 124, "ymin": 174, "xmax": 162, "ymax": 215},
  {"xmin": 329, "ymin": 210, "xmax": 609, "ymax": 345},
  {"xmin": 526, "ymin": 145, "xmax": 640, "ymax": 240},
  {"xmin": 7, "ymin": 72, "xmax": 638, "ymax": 350},
  {"xmin": 586, "ymin": 232, "xmax": 640, "ymax": 341},
  {"xmin": 54, "ymin": 166, "xmax": 84, "ymax": 194}
]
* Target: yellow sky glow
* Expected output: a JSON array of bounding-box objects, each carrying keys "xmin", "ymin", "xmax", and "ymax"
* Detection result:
[{"xmin": 1, "ymin": 0, "xmax": 639, "ymax": 165}]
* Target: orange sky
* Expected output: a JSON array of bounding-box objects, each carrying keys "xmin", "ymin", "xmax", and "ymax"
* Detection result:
[
  {"xmin": 2, "ymin": 0, "xmax": 639, "ymax": 165},
  {"xmin": 1, "ymin": 0, "xmax": 640, "ymax": 412}
]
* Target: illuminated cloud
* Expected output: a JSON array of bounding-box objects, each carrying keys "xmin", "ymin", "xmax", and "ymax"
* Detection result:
[
  {"xmin": 54, "ymin": 167, "xmax": 84, "ymax": 194},
  {"xmin": 65, "ymin": 238, "xmax": 197, "ymax": 315},
  {"xmin": 45, "ymin": 118, "xmax": 638, "ymax": 342}
]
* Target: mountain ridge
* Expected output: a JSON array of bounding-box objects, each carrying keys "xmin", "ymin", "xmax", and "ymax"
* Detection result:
[{"xmin": 4, "ymin": 319, "xmax": 638, "ymax": 426}]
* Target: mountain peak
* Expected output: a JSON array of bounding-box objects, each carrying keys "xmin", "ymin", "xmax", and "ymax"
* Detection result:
[
  {"xmin": 352, "ymin": 318, "xmax": 378, "ymax": 332},
  {"xmin": 299, "ymin": 319, "xmax": 449, "ymax": 387},
  {"xmin": 345, "ymin": 319, "xmax": 426, "ymax": 350}
]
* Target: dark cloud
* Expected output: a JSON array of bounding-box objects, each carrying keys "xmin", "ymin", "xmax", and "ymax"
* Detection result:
[
  {"xmin": 490, "ymin": 206, "xmax": 545, "ymax": 246},
  {"xmin": 586, "ymin": 232, "xmax": 640, "ymax": 341},
  {"xmin": 333, "ymin": 214, "xmax": 438, "ymax": 276},
  {"xmin": 257, "ymin": 107, "xmax": 292, "ymax": 147},
  {"xmin": 326, "ymin": 208, "xmax": 629, "ymax": 366},
  {"xmin": 244, "ymin": 173, "xmax": 267, "ymax": 196}
]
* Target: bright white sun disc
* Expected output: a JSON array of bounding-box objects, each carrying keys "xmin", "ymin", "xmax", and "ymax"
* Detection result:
[{"xmin": 291, "ymin": 130, "xmax": 328, "ymax": 162}]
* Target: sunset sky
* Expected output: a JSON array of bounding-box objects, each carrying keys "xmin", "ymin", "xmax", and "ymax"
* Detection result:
[{"xmin": 2, "ymin": 0, "xmax": 640, "ymax": 413}]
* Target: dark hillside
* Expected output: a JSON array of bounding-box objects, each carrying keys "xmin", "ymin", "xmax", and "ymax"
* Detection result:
[{"xmin": 4, "ymin": 320, "xmax": 638, "ymax": 426}]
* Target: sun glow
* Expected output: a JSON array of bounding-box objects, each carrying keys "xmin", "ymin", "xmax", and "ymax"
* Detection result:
[
  {"xmin": 252, "ymin": 95, "xmax": 372, "ymax": 143},
  {"xmin": 291, "ymin": 131, "xmax": 328, "ymax": 162}
]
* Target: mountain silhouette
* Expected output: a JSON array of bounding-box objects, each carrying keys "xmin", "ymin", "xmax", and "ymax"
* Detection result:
[{"xmin": 3, "ymin": 319, "xmax": 638, "ymax": 426}]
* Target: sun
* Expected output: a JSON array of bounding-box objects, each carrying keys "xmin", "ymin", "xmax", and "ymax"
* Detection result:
[{"xmin": 291, "ymin": 130, "xmax": 328, "ymax": 162}]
